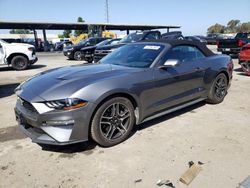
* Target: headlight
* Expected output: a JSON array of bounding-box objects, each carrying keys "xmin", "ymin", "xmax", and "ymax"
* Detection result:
[
  {"xmin": 108, "ymin": 48, "xmax": 116, "ymax": 52},
  {"xmin": 44, "ymin": 98, "xmax": 87, "ymax": 110}
]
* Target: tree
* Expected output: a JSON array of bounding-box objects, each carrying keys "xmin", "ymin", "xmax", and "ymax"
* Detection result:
[
  {"xmin": 239, "ymin": 22, "xmax": 250, "ymax": 32},
  {"xmin": 207, "ymin": 23, "xmax": 225, "ymax": 34},
  {"xmin": 9, "ymin": 29, "xmax": 32, "ymax": 34},
  {"xmin": 74, "ymin": 17, "xmax": 86, "ymax": 36},
  {"xmin": 63, "ymin": 30, "xmax": 72, "ymax": 38},
  {"xmin": 225, "ymin": 19, "xmax": 241, "ymax": 33}
]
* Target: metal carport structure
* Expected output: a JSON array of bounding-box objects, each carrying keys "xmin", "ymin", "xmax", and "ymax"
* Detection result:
[{"xmin": 0, "ymin": 21, "xmax": 181, "ymax": 51}]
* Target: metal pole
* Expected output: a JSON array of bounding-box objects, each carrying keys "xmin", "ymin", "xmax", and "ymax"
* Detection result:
[
  {"xmin": 42, "ymin": 29, "xmax": 48, "ymax": 52},
  {"xmin": 33, "ymin": 30, "xmax": 38, "ymax": 49},
  {"xmin": 105, "ymin": 0, "xmax": 109, "ymax": 23}
]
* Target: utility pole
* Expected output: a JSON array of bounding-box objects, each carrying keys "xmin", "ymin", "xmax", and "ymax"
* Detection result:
[{"xmin": 105, "ymin": 0, "xmax": 110, "ymax": 23}]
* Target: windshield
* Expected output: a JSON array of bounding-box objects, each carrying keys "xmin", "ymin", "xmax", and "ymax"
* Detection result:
[
  {"xmin": 96, "ymin": 39, "xmax": 112, "ymax": 47},
  {"xmin": 0, "ymin": 39, "xmax": 8, "ymax": 44},
  {"xmin": 100, "ymin": 43, "xmax": 164, "ymax": 68},
  {"xmin": 119, "ymin": 32, "xmax": 144, "ymax": 43},
  {"xmin": 76, "ymin": 39, "xmax": 88, "ymax": 46}
]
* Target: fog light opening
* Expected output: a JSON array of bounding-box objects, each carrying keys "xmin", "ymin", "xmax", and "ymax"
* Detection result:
[{"xmin": 43, "ymin": 120, "xmax": 75, "ymax": 126}]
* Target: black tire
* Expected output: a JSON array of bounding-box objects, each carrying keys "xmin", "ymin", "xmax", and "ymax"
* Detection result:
[
  {"xmin": 73, "ymin": 51, "xmax": 82, "ymax": 61},
  {"xmin": 206, "ymin": 73, "xmax": 228, "ymax": 104},
  {"xmin": 87, "ymin": 57, "xmax": 93, "ymax": 63},
  {"xmin": 91, "ymin": 97, "xmax": 135, "ymax": 147},
  {"xmin": 11, "ymin": 55, "xmax": 28, "ymax": 70}
]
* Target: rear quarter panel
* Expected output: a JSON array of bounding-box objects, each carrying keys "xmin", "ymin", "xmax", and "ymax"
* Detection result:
[{"xmin": 203, "ymin": 54, "xmax": 232, "ymax": 90}]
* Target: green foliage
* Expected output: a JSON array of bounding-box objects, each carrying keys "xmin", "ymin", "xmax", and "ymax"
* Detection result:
[
  {"xmin": 63, "ymin": 30, "xmax": 72, "ymax": 38},
  {"xmin": 9, "ymin": 29, "xmax": 32, "ymax": 34},
  {"xmin": 239, "ymin": 22, "xmax": 250, "ymax": 33},
  {"xmin": 207, "ymin": 20, "xmax": 250, "ymax": 34},
  {"xmin": 77, "ymin": 17, "xmax": 84, "ymax": 22},
  {"xmin": 74, "ymin": 16, "xmax": 87, "ymax": 36},
  {"xmin": 58, "ymin": 34, "xmax": 64, "ymax": 38},
  {"xmin": 207, "ymin": 23, "xmax": 225, "ymax": 34}
]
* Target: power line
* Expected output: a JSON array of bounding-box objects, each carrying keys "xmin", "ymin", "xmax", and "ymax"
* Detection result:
[{"xmin": 105, "ymin": 0, "xmax": 110, "ymax": 23}]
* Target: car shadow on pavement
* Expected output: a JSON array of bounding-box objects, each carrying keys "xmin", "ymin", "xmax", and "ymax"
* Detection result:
[
  {"xmin": 234, "ymin": 68, "xmax": 250, "ymax": 76},
  {"xmin": 234, "ymin": 67, "xmax": 243, "ymax": 72},
  {"xmin": 0, "ymin": 64, "xmax": 46, "ymax": 72},
  {"xmin": 0, "ymin": 83, "xmax": 20, "ymax": 98},
  {"xmin": 39, "ymin": 141, "xmax": 97, "ymax": 154},
  {"xmin": 137, "ymin": 101, "xmax": 206, "ymax": 131}
]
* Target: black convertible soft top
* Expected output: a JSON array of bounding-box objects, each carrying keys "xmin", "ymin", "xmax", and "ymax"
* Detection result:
[{"xmin": 142, "ymin": 39, "xmax": 215, "ymax": 57}]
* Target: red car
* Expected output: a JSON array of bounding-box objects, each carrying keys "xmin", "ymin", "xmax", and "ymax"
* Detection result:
[{"xmin": 239, "ymin": 43, "xmax": 250, "ymax": 75}]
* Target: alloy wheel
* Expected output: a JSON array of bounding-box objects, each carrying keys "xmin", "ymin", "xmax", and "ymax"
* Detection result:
[{"xmin": 99, "ymin": 103, "xmax": 131, "ymax": 141}]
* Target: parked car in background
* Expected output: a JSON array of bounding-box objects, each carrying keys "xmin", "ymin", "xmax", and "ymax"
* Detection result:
[
  {"xmin": 185, "ymin": 36, "xmax": 207, "ymax": 44},
  {"xmin": 239, "ymin": 43, "xmax": 250, "ymax": 75},
  {"xmin": 217, "ymin": 32, "xmax": 250, "ymax": 55},
  {"xmin": 205, "ymin": 33, "xmax": 220, "ymax": 45},
  {"xmin": 0, "ymin": 39, "xmax": 37, "ymax": 70},
  {"xmin": 15, "ymin": 40, "xmax": 233, "ymax": 147},
  {"xmin": 54, "ymin": 41, "xmax": 73, "ymax": 51},
  {"xmin": 80, "ymin": 38, "xmax": 121, "ymax": 63},
  {"xmin": 161, "ymin": 31, "xmax": 184, "ymax": 39},
  {"xmin": 1, "ymin": 38, "xmax": 22, "ymax": 43},
  {"xmin": 63, "ymin": 37, "xmax": 109, "ymax": 60},
  {"xmin": 94, "ymin": 30, "xmax": 162, "ymax": 62}
]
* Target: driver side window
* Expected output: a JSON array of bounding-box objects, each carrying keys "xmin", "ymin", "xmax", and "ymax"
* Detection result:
[{"xmin": 161, "ymin": 45, "xmax": 205, "ymax": 63}]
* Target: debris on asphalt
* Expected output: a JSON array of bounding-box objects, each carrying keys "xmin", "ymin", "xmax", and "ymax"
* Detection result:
[
  {"xmin": 156, "ymin": 179, "xmax": 175, "ymax": 187},
  {"xmin": 239, "ymin": 175, "xmax": 250, "ymax": 188},
  {"xmin": 188, "ymin": 161, "xmax": 194, "ymax": 167},
  {"xmin": 134, "ymin": 179, "xmax": 142, "ymax": 183},
  {"xmin": 198, "ymin": 161, "xmax": 204, "ymax": 165},
  {"xmin": 180, "ymin": 163, "xmax": 202, "ymax": 185}
]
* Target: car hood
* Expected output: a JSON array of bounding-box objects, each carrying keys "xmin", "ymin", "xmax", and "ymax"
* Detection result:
[
  {"xmin": 16, "ymin": 64, "xmax": 142, "ymax": 102},
  {"xmin": 80, "ymin": 45, "xmax": 96, "ymax": 51},
  {"xmin": 7, "ymin": 42, "xmax": 34, "ymax": 48},
  {"xmin": 96, "ymin": 43, "xmax": 124, "ymax": 50}
]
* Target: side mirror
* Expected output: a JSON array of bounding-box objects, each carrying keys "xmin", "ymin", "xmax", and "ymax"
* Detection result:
[
  {"xmin": 0, "ymin": 43, "xmax": 2, "ymax": 48},
  {"xmin": 86, "ymin": 42, "xmax": 90, "ymax": 46},
  {"xmin": 159, "ymin": 59, "xmax": 180, "ymax": 69}
]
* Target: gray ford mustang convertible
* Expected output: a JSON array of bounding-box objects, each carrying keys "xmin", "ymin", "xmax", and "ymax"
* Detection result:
[{"xmin": 15, "ymin": 40, "xmax": 233, "ymax": 147}]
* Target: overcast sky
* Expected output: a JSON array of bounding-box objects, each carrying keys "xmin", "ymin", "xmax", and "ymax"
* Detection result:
[{"xmin": 0, "ymin": 0, "xmax": 249, "ymax": 35}]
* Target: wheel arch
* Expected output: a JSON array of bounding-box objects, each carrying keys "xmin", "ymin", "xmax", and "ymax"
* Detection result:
[
  {"xmin": 218, "ymin": 70, "xmax": 230, "ymax": 84},
  {"xmin": 7, "ymin": 53, "xmax": 28, "ymax": 64},
  {"xmin": 88, "ymin": 92, "xmax": 140, "ymax": 138}
]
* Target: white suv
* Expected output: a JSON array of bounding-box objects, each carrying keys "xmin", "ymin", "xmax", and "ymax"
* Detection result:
[{"xmin": 0, "ymin": 39, "xmax": 38, "ymax": 70}]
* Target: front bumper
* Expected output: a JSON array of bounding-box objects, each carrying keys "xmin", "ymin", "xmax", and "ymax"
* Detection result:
[
  {"xmin": 29, "ymin": 57, "xmax": 38, "ymax": 65},
  {"xmin": 63, "ymin": 50, "xmax": 73, "ymax": 57},
  {"xmin": 14, "ymin": 98, "xmax": 95, "ymax": 145}
]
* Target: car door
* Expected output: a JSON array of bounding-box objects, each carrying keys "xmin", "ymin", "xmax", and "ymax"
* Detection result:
[
  {"xmin": 0, "ymin": 42, "xmax": 5, "ymax": 64},
  {"xmin": 148, "ymin": 45, "xmax": 206, "ymax": 114}
]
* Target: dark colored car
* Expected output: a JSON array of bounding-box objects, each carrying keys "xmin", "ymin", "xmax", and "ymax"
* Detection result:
[
  {"xmin": 217, "ymin": 32, "xmax": 250, "ymax": 55},
  {"xmin": 14, "ymin": 40, "xmax": 233, "ymax": 147},
  {"xmin": 161, "ymin": 31, "xmax": 184, "ymax": 39},
  {"xmin": 80, "ymin": 38, "xmax": 121, "ymax": 63},
  {"xmin": 54, "ymin": 41, "xmax": 73, "ymax": 51},
  {"xmin": 63, "ymin": 37, "xmax": 109, "ymax": 60},
  {"xmin": 185, "ymin": 36, "xmax": 207, "ymax": 44},
  {"xmin": 205, "ymin": 33, "xmax": 220, "ymax": 45},
  {"xmin": 239, "ymin": 43, "xmax": 250, "ymax": 75},
  {"xmin": 94, "ymin": 30, "xmax": 161, "ymax": 62}
]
